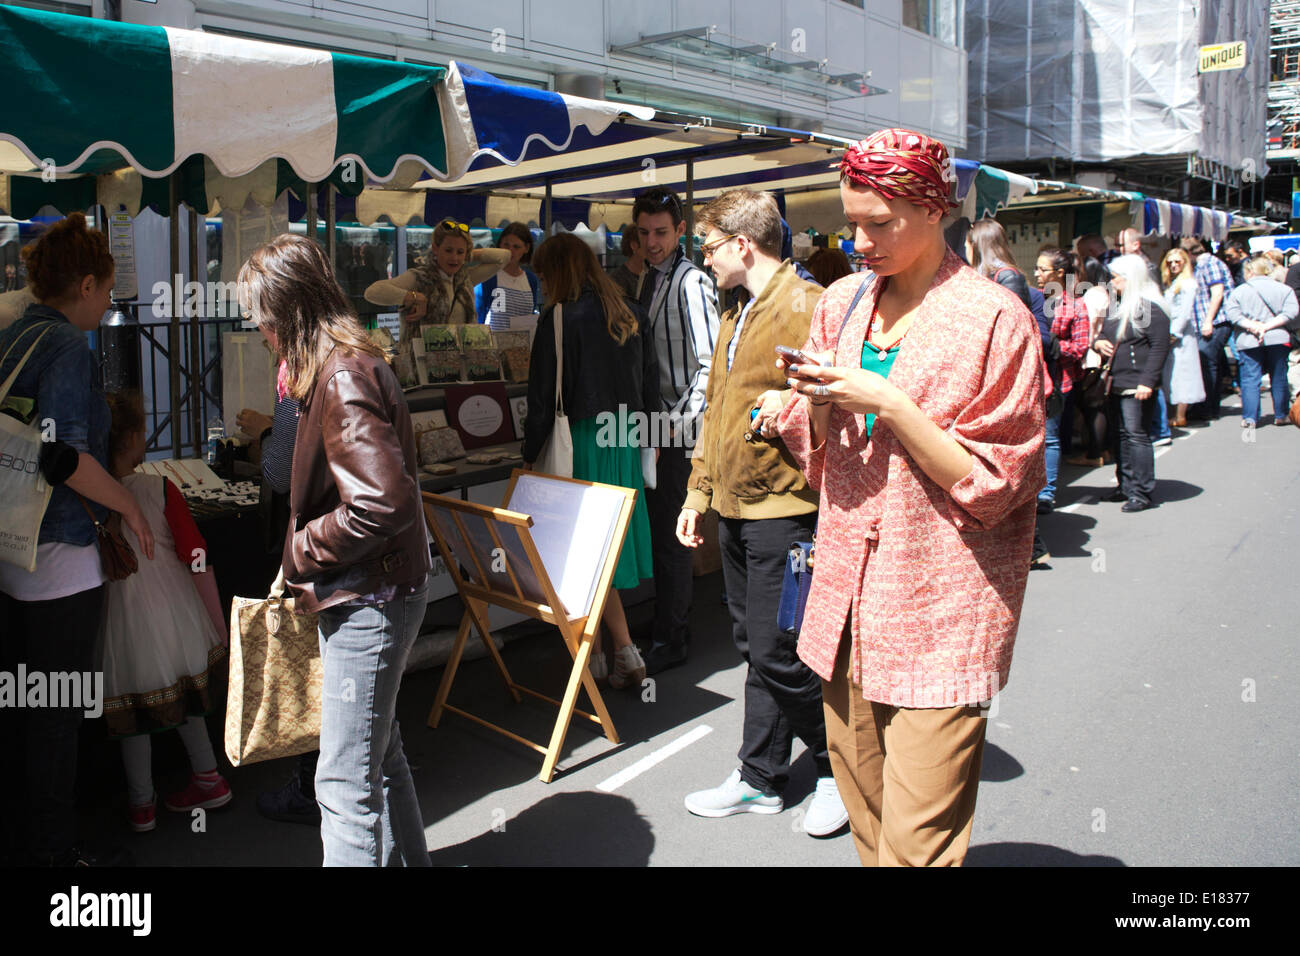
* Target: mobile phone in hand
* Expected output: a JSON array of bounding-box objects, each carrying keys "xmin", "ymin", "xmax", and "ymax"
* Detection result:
[{"xmin": 775, "ymin": 345, "xmax": 820, "ymax": 366}]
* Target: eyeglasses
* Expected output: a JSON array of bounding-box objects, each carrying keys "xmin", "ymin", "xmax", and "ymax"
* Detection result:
[
  {"xmin": 700, "ymin": 234, "xmax": 739, "ymax": 257},
  {"xmin": 438, "ymin": 218, "xmax": 471, "ymax": 235}
]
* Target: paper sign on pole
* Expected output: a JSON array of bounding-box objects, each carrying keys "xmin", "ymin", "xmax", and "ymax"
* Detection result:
[{"xmin": 108, "ymin": 211, "xmax": 138, "ymax": 301}]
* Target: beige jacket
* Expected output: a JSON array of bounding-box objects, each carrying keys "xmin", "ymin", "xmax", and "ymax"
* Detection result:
[{"xmin": 684, "ymin": 261, "xmax": 821, "ymax": 520}]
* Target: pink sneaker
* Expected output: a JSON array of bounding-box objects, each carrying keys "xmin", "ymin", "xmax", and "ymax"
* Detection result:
[
  {"xmin": 164, "ymin": 774, "xmax": 232, "ymax": 812},
  {"xmin": 128, "ymin": 798, "xmax": 157, "ymax": 833}
]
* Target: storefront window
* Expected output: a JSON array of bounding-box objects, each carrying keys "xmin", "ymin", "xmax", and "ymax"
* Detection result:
[
  {"xmin": 333, "ymin": 224, "xmax": 397, "ymax": 324},
  {"xmin": 284, "ymin": 221, "xmax": 397, "ymax": 326},
  {"xmin": 903, "ymin": 0, "xmax": 959, "ymax": 46}
]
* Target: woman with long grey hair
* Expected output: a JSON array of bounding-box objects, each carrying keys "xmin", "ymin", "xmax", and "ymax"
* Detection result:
[{"xmin": 1092, "ymin": 255, "xmax": 1170, "ymax": 512}]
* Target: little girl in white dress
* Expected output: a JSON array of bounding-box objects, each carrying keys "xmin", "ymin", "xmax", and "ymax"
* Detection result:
[{"xmin": 100, "ymin": 392, "xmax": 231, "ymax": 832}]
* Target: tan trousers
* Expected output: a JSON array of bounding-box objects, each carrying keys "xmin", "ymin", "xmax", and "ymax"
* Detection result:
[{"xmin": 822, "ymin": 635, "xmax": 989, "ymax": 866}]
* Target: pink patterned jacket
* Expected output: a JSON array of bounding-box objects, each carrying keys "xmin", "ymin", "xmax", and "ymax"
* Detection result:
[{"xmin": 776, "ymin": 249, "xmax": 1044, "ymax": 708}]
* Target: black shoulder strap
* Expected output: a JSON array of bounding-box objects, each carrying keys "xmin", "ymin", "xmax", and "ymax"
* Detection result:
[{"xmin": 834, "ymin": 273, "xmax": 878, "ymax": 351}]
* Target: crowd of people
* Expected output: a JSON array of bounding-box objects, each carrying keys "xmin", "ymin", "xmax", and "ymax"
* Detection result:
[{"xmin": 2, "ymin": 126, "xmax": 1295, "ymax": 869}]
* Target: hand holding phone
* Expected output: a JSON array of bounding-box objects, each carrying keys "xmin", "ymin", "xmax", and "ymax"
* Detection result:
[{"xmin": 774, "ymin": 345, "xmax": 820, "ymax": 367}]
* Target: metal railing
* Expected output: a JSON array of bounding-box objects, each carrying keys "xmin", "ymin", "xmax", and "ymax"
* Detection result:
[{"xmin": 100, "ymin": 313, "xmax": 247, "ymax": 458}]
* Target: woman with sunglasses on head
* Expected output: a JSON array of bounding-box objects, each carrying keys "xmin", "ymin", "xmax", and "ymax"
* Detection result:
[
  {"xmin": 363, "ymin": 218, "xmax": 509, "ymax": 384},
  {"xmin": 1159, "ymin": 248, "xmax": 1204, "ymax": 427},
  {"xmin": 241, "ymin": 234, "xmax": 433, "ymax": 866}
]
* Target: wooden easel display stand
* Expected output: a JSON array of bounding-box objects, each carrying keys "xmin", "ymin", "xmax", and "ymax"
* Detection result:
[{"xmin": 421, "ymin": 470, "xmax": 635, "ymax": 782}]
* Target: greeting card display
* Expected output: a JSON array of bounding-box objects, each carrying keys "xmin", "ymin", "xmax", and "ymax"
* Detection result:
[
  {"xmin": 421, "ymin": 352, "xmax": 462, "ymax": 385},
  {"xmin": 464, "ymin": 349, "xmax": 502, "ymax": 382},
  {"xmin": 422, "ymin": 326, "xmax": 460, "ymax": 352},
  {"xmin": 457, "ymin": 325, "xmax": 493, "ymax": 350},
  {"xmin": 494, "ymin": 331, "xmax": 531, "ymax": 383}
]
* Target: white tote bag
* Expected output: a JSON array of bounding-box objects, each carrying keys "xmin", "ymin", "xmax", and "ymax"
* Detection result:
[
  {"xmin": 0, "ymin": 324, "xmax": 57, "ymax": 572},
  {"xmin": 535, "ymin": 303, "xmax": 573, "ymax": 478}
]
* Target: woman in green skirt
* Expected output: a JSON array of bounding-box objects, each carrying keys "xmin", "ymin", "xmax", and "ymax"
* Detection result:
[{"xmin": 524, "ymin": 233, "xmax": 659, "ymax": 688}]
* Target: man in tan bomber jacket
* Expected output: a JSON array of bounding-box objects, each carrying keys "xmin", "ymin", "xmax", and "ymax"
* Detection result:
[{"xmin": 676, "ymin": 189, "xmax": 848, "ymax": 836}]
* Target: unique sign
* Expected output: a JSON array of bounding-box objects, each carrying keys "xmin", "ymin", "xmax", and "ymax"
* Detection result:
[{"xmin": 1198, "ymin": 41, "xmax": 1245, "ymax": 74}]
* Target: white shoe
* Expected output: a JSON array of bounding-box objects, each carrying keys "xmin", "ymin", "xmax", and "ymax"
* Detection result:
[
  {"xmin": 802, "ymin": 777, "xmax": 849, "ymax": 837},
  {"xmin": 587, "ymin": 649, "xmax": 608, "ymax": 682},
  {"xmin": 608, "ymin": 645, "xmax": 646, "ymax": 689},
  {"xmin": 684, "ymin": 769, "xmax": 783, "ymax": 818}
]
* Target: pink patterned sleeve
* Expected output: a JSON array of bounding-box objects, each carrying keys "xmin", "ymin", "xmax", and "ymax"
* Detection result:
[
  {"xmin": 944, "ymin": 303, "xmax": 1046, "ymax": 532},
  {"xmin": 774, "ymin": 291, "xmax": 837, "ymax": 491}
]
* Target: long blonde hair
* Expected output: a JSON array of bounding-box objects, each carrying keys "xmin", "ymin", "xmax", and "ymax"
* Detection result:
[
  {"xmin": 1161, "ymin": 248, "xmax": 1194, "ymax": 297},
  {"xmin": 237, "ymin": 234, "xmax": 384, "ymax": 401}
]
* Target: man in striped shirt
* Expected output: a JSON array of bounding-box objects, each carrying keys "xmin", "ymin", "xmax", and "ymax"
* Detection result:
[
  {"xmin": 634, "ymin": 186, "xmax": 721, "ymax": 675},
  {"xmin": 1182, "ymin": 237, "xmax": 1235, "ymax": 420}
]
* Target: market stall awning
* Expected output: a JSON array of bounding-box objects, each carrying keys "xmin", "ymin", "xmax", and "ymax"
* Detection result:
[
  {"xmin": 436, "ymin": 62, "xmax": 658, "ymax": 182},
  {"xmin": 0, "ymin": 4, "xmax": 447, "ymax": 182},
  {"xmin": 1141, "ymin": 198, "xmax": 1231, "ymax": 242}
]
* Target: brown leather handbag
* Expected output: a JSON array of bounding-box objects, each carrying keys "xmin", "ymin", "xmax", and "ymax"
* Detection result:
[{"xmin": 76, "ymin": 495, "xmax": 138, "ymax": 580}]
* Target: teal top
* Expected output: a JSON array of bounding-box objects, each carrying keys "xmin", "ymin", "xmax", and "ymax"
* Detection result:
[{"xmin": 860, "ymin": 339, "xmax": 901, "ymax": 436}]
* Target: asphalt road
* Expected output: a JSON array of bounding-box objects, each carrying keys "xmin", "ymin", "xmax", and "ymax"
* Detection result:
[{"xmin": 99, "ymin": 395, "xmax": 1299, "ymax": 867}]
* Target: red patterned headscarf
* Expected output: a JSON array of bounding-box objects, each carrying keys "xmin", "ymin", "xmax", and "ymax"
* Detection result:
[{"xmin": 838, "ymin": 128, "xmax": 955, "ymax": 218}]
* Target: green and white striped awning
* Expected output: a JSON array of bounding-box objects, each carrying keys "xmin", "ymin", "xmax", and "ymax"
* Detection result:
[{"xmin": 0, "ymin": 5, "xmax": 447, "ymax": 183}]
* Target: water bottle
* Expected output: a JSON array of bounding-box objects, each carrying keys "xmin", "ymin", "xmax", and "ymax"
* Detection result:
[{"xmin": 206, "ymin": 417, "xmax": 226, "ymax": 467}]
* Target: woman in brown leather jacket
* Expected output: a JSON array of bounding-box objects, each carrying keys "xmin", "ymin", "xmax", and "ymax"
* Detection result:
[{"xmin": 238, "ymin": 234, "xmax": 432, "ymax": 867}]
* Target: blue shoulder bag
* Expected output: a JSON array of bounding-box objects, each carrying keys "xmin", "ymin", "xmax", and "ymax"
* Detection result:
[{"xmin": 776, "ymin": 273, "xmax": 876, "ymax": 635}]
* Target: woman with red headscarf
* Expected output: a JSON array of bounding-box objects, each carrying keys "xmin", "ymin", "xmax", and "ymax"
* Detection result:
[{"xmin": 753, "ymin": 129, "xmax": 1045, "ymax": 866}]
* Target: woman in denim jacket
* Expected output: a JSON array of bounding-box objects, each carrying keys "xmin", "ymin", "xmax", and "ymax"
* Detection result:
[{"xmin": 0, "ymin": 213, "xmax": 155, "ymax": 866}]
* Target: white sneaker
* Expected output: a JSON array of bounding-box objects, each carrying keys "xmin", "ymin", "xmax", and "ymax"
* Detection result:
[
  {"xmin": 608, "ymin": 645, "xmax": 646, "ymax": 689},
  {"xmin": 684, "ymin": 770, "xmax": 783, "ymax": 818},
  {"xmin": 587, "ymin": 648, "xmax": 608, "ymax": 682},
  {"xmin": 802, "ymin": 777, "xmax": 849, "ymax": 837}
]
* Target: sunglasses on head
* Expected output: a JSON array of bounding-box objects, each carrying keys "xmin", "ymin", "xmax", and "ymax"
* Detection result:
[
  {"xmin": 439, "ymin": 218, "xmax": 471, "ymax": 235},
  {"xmin": 639, "ymin": 190, "xmax": 683, "ymax": 218}
]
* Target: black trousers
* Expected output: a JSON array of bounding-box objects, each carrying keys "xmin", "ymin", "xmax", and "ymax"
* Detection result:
[
  {"xmin": 1107, "ymin": 392, "xmax": 1156, "ymax": 504},
  {"xmin": 645, "ymin": 443, "xmax": 694, "ymax": 650},
  {"xmin": 0, "ymin": 585, "xmax": 104, "ymax": 859},
  {"xmin": 719, "ymin": 513, "xmax": 830, "ymax": 795}
]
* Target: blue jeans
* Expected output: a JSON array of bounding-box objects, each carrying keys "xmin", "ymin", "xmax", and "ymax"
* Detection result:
[
  {"xmin": 1040, "ymin": 410, "xmax": 1061, "ymax": 502},
  {"xmin": 316, "ymin": 584, "xmax": 430, "ymax": 867},
  {"xmin": 1237, "ymin": 344, "xmax": 1293, "ymax": 424},
  {"xmin": 1148, "ymin": 388, "xmax": 1170, "ymax": 441},
  {"xmin": 1195, "ymin": 326, "xmax": 1231, "ymax": 418}
]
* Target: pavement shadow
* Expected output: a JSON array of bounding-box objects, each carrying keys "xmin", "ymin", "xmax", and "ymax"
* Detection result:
[
  {"xmin": 1150, "ymin": 479, "xmax": 1203, "ymax": 504},
  {"xmin": 1037, "ymin": 510, "xmax": 1098, "ymax": 559},
  {"xmin": 979, "ymin": 742, "xmax": 1024, "ymax": 783},
  {"xmin": 426, "ymin": 791, "xmax": 653, "ymax": 866},
  {"xmin": 404, "ymin": 611, "xmax": 736, "ymax": 827},
  {"xmin": 965, "ymin": 842, "xmax": 1126, "ymax": 867}
]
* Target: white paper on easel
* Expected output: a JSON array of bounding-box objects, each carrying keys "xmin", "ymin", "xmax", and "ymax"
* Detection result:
[
  {"xmin": 222, "ymin": 331, "xmax": 277, "ymax": 435},
  {"xmin": 506, "ymin": 473, "xmax": 626, "ymax": 618}
]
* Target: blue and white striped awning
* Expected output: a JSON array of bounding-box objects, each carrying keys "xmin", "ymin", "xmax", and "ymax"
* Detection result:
[
  {"xmin": 437, "ymin": 62, "xmax": 658, "ymax": 182},
  {"xmin": 1142, "ymin": 198, "xmax": 1232, "ymax": 242}
]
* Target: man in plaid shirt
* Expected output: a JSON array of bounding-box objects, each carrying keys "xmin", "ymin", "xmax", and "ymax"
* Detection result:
[{"xmin": 1182, "ymin": 237, "xmax": 1235, "ymax": 420}]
